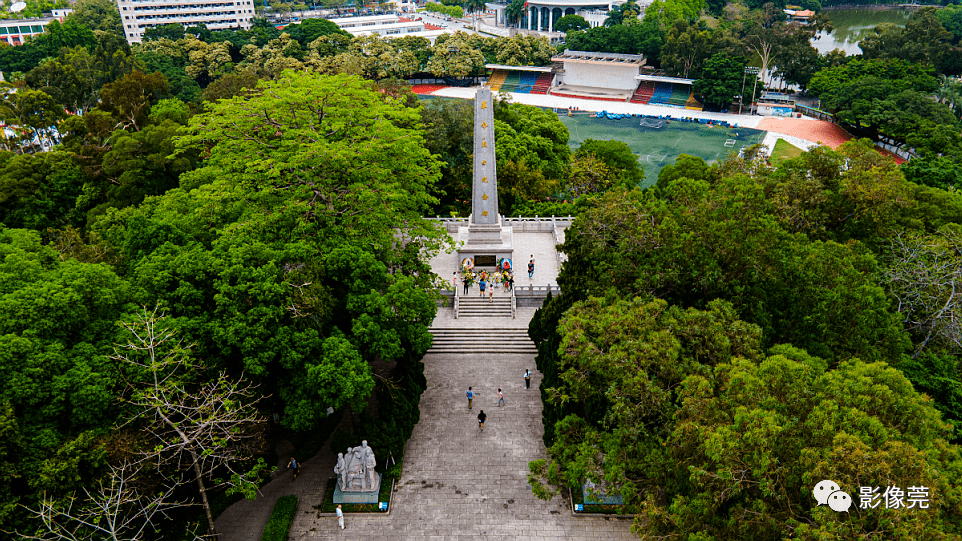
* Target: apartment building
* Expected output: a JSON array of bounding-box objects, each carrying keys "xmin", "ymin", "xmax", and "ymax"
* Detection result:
[{"xmin": 116, "ymin": 0, "xmax": 255, "ymax": 44}]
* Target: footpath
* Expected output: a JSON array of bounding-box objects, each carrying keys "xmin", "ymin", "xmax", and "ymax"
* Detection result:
[{"xmin": 215, "ymin": 232, "xmax": 636, "ymax": 540}]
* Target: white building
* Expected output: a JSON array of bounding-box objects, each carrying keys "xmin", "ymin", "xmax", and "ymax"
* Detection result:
[
  {"xmin": 328, "ymin": 14, "xmax": 400, "ymax": 29},
  {"xmin": 553, "ymin": 49, "xmax": 646, "ymax": 90},
  {"xmin": 116, "ymin": 0, "xmax": 255, "ymax": 44},
  {"xmin": 487, "ymin": 0, "xmax": 649, "ymax": 33},
  {"xmin": 385, "ymin": 0, "xmax": 418, "ymax": 13},
  {"xmin": 0, "ymin": 16, "xmax": 65, "ymax": 46},
  {"xmin": 345, "ymin": 21, "xmax": 424, "ymax": 37}
]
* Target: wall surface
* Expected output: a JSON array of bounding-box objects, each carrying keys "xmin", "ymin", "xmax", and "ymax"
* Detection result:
[{"xmin": 562, "ymin": 62, "xmax": 639, "ymax": 90}]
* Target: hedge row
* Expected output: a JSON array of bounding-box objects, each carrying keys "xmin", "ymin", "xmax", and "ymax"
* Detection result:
[{"xmin": 261, "ymin": 495, "xmax": 298, "ymax": 541}]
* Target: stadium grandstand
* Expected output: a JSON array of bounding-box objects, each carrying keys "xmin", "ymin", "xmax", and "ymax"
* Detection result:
[
  {"xmin": 630, "ymin": 74, "xmax": 702, "ymax": 110},
  {"xmin": 486, "ymin": 65, "xmax": 555, "ymax": 95}
]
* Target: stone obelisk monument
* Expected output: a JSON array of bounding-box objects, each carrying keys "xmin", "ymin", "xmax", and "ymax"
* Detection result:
[{"xmin": 459, "ymin": 86, "xmax": 513, "ymax": 270}]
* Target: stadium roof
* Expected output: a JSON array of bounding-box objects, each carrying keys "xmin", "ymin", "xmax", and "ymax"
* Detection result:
[
  {"xmin": 485, "ymin": 64, "xmax": 554, "ymax": 72},
  {"xmin": 552, "ymin": 49, "xmax": 645, "ymax": 65},
  {"xmin": 634, "ymin": 74, "xmax": 695, "ymax": 85}
]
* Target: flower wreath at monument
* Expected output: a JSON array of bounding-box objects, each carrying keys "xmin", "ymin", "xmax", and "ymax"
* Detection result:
[
  {"xmin": 461, "ymin": 258, "xmax": 474, "ymax": 271},
  {"xmin": 498, "ymin": 258, "xmax": 512, "ymax": 271}
]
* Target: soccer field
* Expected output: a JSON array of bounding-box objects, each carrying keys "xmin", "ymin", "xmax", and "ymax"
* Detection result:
[{"xmin": 559, "ymin": 112, "xmax": 767, "ymax": 188}]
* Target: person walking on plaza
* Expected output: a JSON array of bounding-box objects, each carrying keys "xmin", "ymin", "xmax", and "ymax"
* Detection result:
[
  {"xmin": 466, "ymin": 386, "xmax": 475, "ymax": 409},
  {"xmin": 479, "ymin": 278, "xmax": 486, "ymax": 297},
  {"xmin": 452, "ymin": 272, "xmax": 457, "ymax": 288},
  {"xmin": 524, "ymin": 369, "xmax": 531, "ymax": 389},
  {"xmin": 498, "ymin": 388, "xmax": 505, "ymax": 407},
  {"xmin": 287, "ymin": 456, "xmax": 299, "ymax": 481},
  {"xmin": 528, "ymin": 257, "xmax": 535, "ymax": 278},
  {"xmin": 488, "ymin": 282, "xmax": 494, "ymax": 302},
  {"xmin": 478, "ymin": 409, "xmax": 486, "ymax": 432},
  {"xmin": 462, "ymin": 274, "xmax": 469, "ymax": 295},
  {"xmin": 336, "ymin": 504, "xmax": 344, "ymax": 530}
]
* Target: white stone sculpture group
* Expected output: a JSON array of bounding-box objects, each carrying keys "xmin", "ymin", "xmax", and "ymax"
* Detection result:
[{"xmin": 334, "ymin": 440, "xmax": 379, "ymax": 492}]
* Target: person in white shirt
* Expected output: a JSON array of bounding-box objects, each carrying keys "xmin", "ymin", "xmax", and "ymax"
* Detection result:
[{"xmin": 336, "ymin": 504, "xmax": 344, "ymax": 530}]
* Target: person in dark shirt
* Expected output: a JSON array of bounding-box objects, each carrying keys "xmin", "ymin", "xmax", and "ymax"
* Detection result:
[{"xmin": 478, "ymin": 410, "xmax": 486, "ymax": 431}]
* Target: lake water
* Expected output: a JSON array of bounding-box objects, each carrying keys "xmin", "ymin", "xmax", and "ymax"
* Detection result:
[{"xmin": 812, "ymin": 9, "xmax": 912, "ymax": 55}]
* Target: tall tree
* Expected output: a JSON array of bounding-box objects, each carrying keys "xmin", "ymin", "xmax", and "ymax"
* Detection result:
[
  {"xmin": 504, "ymin": 0, "xmax": 525, "ymax": 25},
  {"xmin": 555, "ymin": 15, "xmax": 589, "ymax": 33},
  {"xmin": 463, "ymin": 0, "xmax": 485, "ymax": 30},
  {"xmin": 693, "ymin": 52, "xmax": 743, "ymax": 110},
  {"xmin": 109, "ymin": 307, "xmax": 268, "ymax": 539},
  {"xmin": 98, "ymin": 71, "xmax": 169, "ymax": 131},
  {"xmin": 885, "ymin": 225, "xmax": 962, "ymax": 357},
  {"xmin": 573, "ymin": 138, "xmax": 644, "ymax": 187},
  {"xmin": 661, "ymin": 20, "xmax": 711, "ymax": 78},
  {"xmin": 70, "ymin": 0, "xmax": 123, "ymax": 35}
]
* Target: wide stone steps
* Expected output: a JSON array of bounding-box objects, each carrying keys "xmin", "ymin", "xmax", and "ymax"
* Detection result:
[
  {"xmin": 458, "ymin": 296, "xmax": 512, "ymax": 318},
  {"xmin": 427, "ymin": 328, "xmax": 537, "ymax": 354}
]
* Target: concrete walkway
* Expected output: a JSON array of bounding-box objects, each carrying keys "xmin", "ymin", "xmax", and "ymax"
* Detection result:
[
  {"xmin": 215, "ymin": 439, "xmax": 338, "ymax": 540},
  {"xmin": 216, "ymin": 230, "xmax": 635, "ymax": 540},
  {"xmin": 289, "ymin": 349, "xmax": 636, "ymax": 540}
]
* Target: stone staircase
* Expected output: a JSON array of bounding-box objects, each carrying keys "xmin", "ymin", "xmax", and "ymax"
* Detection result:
[
  {"xmin": 427, "ymin": 327, "xmax": 537, "ymax": 354},
  {"xmin": 458, "ymin": 295, "xmax": 512, "ymax": 318}
]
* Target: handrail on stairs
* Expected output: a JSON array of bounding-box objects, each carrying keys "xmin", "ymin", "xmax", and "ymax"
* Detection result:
[
  {"xmin": 454, "ymin": 282, "xmax": 460, "ymax": 319},
  {"xmin": 511, "ymin": 284, "xmax": 516, "ymax": 319}
]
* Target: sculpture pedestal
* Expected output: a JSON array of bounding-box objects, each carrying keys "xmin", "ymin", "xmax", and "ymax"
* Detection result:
[
  {"xmin": 582, "ymin": 481, "xmax": 623, "ymax": 505},
  {"xmin": 333, "ymin": 473, "xmax": 382, "ymax": 504},
  {"xmin": 457, "ymin": 215, "xmax": 514, "ymax": 272}
]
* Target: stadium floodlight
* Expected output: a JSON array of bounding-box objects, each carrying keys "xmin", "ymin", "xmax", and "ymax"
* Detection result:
[{"xmin": 740, "ymin": 67, "xmax": 762, "ymax": 115}]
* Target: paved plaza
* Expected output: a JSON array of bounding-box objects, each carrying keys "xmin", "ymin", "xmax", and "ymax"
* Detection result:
[
  {"xmin": 288, "ymin": 350, "xmax": 636, "ymax": 540},
  {"xmin": 215, "ymin": 229, "xmax": 637, "ymax": 540}
]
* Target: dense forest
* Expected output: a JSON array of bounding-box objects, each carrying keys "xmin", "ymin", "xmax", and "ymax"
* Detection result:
[
  {"xmin": 2, "ymin": 0, "xmax": 962, "ymax": 537},
  {"xmin": 529, "ymin": 141, "xmax": 962, "ymax": 538}
]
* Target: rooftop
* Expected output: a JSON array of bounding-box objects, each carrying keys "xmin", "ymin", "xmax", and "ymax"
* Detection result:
[
  {"xmin": 0, "ymin": 16, "xmax": 61, "ymax": 24},
  {"xmin": 551, "ymin": 49, "xmax": 645, "ymax": 65},
  {"xmin": 485, "ymin": 64, "xmax": 554, "ymax": 72}
]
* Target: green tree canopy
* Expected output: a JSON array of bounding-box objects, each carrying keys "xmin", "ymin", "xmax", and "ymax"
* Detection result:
[
  {"xmin": 565, "ymin": 20, "xmax": 664, "ymax": 58},
  {"xmin": 555, "ymin": 14, "xmax": 589, "ymax": 33},
  {"xmin": 692, "ymin": 52, "xmax": 744, "ymax": 110},
  {"xmin": 530, "ymin": 294, "xmax": 962, "ymax": 539},
  {"xmin": 573, "ymin": 138, "xmax": 644, "ymax": 188},
  {"xmin": 69, "ymin": 0, "xmax": 123, "ymax": 35},
  {"xmin": 284, "ymin": 17, "xmax": 350, "ymax": 47}
]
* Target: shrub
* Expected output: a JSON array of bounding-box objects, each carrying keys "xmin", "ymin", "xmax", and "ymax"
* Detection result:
[
  {"xmin": 510, "ymin": 200, "xmax": 579, "ymax": 217},
  {"xmin": 261, "ymin": 495, "xmax": 298, "ymax": 541}
]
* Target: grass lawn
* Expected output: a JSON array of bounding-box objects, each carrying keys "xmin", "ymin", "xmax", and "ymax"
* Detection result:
[
  {"xmin": 558, "ymin": 112, "xmax": 767, "ymax": 188},
  {"xmin": 770, "ymin": 138, "xmax": 804, "ymax": 163}
]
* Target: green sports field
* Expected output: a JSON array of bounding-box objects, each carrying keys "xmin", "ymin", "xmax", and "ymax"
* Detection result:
[{"xmin": 559, "ymin": 112, "xmax": 767, "ymax": 188}]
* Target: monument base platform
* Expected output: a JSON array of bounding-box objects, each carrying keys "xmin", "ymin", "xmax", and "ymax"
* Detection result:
[
  {"xmin": 458, "ymin": 224, "xmax": 514, "ymax": 271},
  {"xmin": 333, "ymin": 474, "xmax": 382, "ymax": 504}
]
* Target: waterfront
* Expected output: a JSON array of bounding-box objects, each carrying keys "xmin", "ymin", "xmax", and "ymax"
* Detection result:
[{"xmin": 812, "ymin": 8, "xmax": 912, "ymax": 54}]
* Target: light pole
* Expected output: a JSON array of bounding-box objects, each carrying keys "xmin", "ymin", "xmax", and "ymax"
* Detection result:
[{"xmin": 740, "ymin": 66, "xmax": 760, "ymax": 116}]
